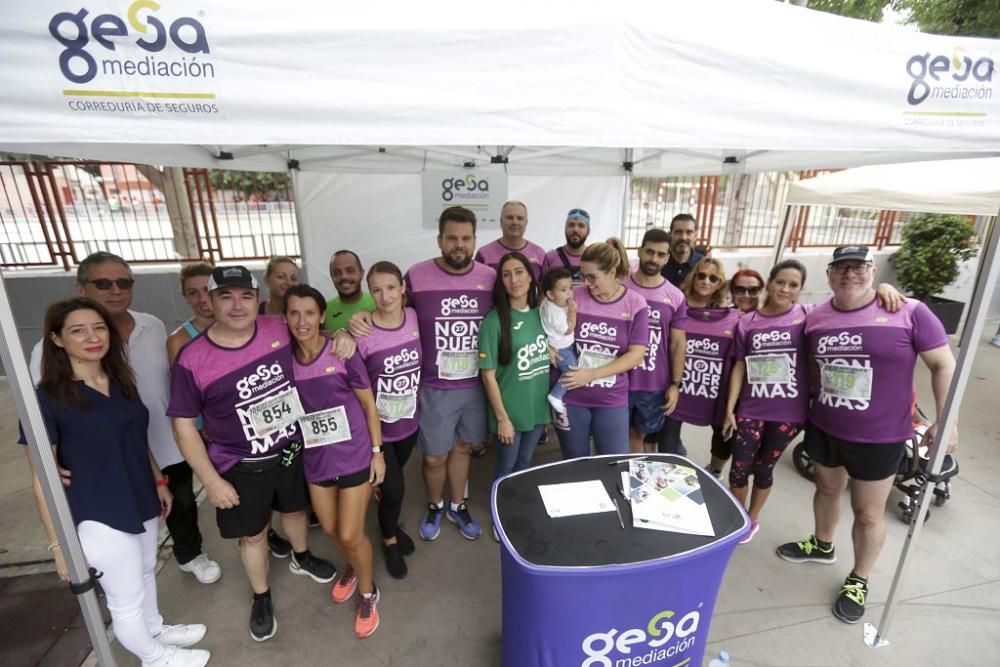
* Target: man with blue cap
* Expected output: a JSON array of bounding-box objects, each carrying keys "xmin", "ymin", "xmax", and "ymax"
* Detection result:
[{"xmin": 541, "ymin": 208, "xmax": 592, "ymax": 285}]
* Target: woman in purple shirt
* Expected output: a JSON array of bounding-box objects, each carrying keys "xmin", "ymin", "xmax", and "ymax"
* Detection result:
[
  {"xmin": 557, "ymin": 238, "xmax": 648, "ymax": 458},
  {"xmin": 285, "ymin": 285, "xmax": 385, "ymax": 639}
]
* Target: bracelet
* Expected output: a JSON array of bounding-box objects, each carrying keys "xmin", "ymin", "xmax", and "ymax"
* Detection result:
[
  {"xmin": 156, "ymin": 476, "xmax": 170, "ymax": 487},
  {"xmin": 47, "ymin": 540, "xmax": 60, "ymax": 551}
]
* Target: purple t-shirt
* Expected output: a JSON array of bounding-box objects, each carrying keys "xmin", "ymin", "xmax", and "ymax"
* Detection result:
[
  {"xmin": 541, "ymin": 247, "xmax": 583, "ymax": 284},
  {"xmin": 565, "ymin": 285, "xmax": 649, "ymax": 409},
  {"xmin": 293, "ymin": 339, "xmax": 373, "ymax": 483},
  {"xmin": 355, "ymin": 307, "xmax": 422, "ymax": 443},
  {"xmin": 626, "ymin": 275, "xmax": 688, "ymax": 393},
  {"xmin": 806, "ymin": 297, "xmax": 948, "ymax": 443},
  {"xmin": 734, "ymin": 304, "xmax": 810, "ymax": 424},
  {"xmin": 404, "ymin": 258, "xmax": 496, "ymax": 391},
  {"xmin": 168, "ymin": 315, "xmax": 298, "ymax": 474},
  {"xmin": 475, "ymin": 238, "xmax": 546, "ymax": 279},
  {"xmin": 672, "ymin": 306, "xmax": 740, "ymax": 427}
]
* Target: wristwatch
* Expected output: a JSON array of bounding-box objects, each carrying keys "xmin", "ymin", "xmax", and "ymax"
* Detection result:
[
  {"xmin": 372, "ymin": 446, "xmax": 383, "ymax": 454},
  {"xmin": 670, "ymin": 379, "xmax": 682, "ymax": 388}
]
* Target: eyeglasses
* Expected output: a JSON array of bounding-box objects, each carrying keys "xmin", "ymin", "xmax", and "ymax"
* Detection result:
[
  {"xmin": 829, "ymin": 262, "xmax": 872, "ymax": 276},
  {"xmin": 84, "ymin": 278, "xmax": 135, "ymax": 290},
  {"xmin": 694, "ymin": 272, "xmax": 720, "ymax": 284},
  {"xmin": 581, "ymin": 272, "xmax": 603, "ymax": 284},
  {"xmin": 730, "ymin": 286, "xmax": 761, "ymax": 297}
]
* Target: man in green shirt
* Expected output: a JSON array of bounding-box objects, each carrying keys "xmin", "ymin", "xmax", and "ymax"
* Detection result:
[{"xmin": 324, "ymin": 249, "xmax": 376, "ymax": 331}]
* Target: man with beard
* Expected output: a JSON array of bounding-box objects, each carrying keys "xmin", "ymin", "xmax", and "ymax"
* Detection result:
[
  {"xmin": 541, "ymin": 208, "xmax": 591, "ymax": 285},
  {"xmin": 324, "ymin": 250, "xmax": 376, "ymax": 332},
  {"xmin": 474, "ymin": 200, "xmax": 545, "ymax": 279},
  {"xmin": 626, "ymin": 229, "xmax": 688, "ymax": 453},
  {"xmin": 660, "ymin": 214, "xmax": 703, "ymax": 287},
  {"xmin": 349, "ymin": 206, "xmax": 494, "ymax": 541}
]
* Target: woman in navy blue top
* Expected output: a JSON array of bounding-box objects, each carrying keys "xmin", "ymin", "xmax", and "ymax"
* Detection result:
[{"xmin": 23, "ymin": 298, "xmax": 211, "ymax": 667}]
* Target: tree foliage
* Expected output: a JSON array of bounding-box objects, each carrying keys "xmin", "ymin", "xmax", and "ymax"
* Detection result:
[
  {"xmin": 892, "ymin": 0, "xmax": 1000, "ymax": 38},
  {"xmin": 890, "ymin": 213, "xmax": 979, "ymax": 300},
  {"xmin": 208, "ymin": 170, "xmax": 289, "ymax": 199},
  {"xmin": 807, "ymin": 0, "xmax": 889, "ymax": 22}
]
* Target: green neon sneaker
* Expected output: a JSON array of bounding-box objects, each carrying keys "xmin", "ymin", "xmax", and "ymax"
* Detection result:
[
  {"xmin": 775, "ymin": 534, "xmax": 837, "ymax": 564},
  {"xmin": 833, "ymin": 573, "xmax": 868, "ymax": 624}
]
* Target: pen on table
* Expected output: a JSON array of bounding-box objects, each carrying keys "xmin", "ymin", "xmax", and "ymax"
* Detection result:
[
  {"xmin": 607, "ymin": 456, "xmax": 647, "ymax": 466},
  {"xmin": 612, "ymin": 498, "xmax": 625, "ymax": 530}
]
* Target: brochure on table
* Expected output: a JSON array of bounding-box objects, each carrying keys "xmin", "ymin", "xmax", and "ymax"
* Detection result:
[
  {"xmin": 622, "ymin": 460, "xmax": 715, "ymax": 536},
  {"xmin": 537, "ymin": 479, "xmax": 616, "ymax": 518}
]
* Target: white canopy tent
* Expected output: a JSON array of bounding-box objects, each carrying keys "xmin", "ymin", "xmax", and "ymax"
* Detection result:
[{"xmin": 2, "ymin": 0, "xmax": 1000, "ymax": 662}]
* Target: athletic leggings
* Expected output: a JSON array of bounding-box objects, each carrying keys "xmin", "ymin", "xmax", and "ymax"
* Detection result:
[
  {"xmin": 557, "ymin": 404, "xmax": 630, "ymax": 459},
  {"xmin": 77, "ymin": 517, "xmax": 167, "ymax": 664},
  {"xmin": 729, "ymin": 418, "xmax": 803, "ymax": 489},
  {"xmin": 377, "ymin": 431, "xmax": 416, "ymax": 540}
]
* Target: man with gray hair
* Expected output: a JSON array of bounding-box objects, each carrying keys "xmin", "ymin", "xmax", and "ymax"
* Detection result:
[
  {"xmin": 28, "ymin": 251, "xmax": 222, "ymax": 585},
  {"xmin": 474, "ymin": 200, "xmax": 546, "ymax": 279}
]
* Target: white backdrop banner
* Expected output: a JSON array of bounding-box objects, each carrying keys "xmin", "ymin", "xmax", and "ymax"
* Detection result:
[
  {"xmin": 421, "ymin": 169, "xmax": 509, "ymax": 230},
  {"xmin": 2, "ymin": 0, "xmax": 1000, "ymax": 151},
  {"xmin": 297, "ymin": 173, "xmax": 626, "ymax": 296}
]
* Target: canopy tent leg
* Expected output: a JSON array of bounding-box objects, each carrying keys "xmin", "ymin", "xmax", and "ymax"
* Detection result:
[
  {"xmin": 621, "ymin": 149, "xmax": 634, "ymax": 242},
  {"xmin": 864, "ymin": 203, "xmax": 1000, "ymax": 648},
  {"xmin": 772, "ymin": 205, "xmax": 795, "ymax": 265},
  {"xmin": 0, "ymin": 272, "xmax": 117, "ymax": 666},
  {"xmin": 288, "ymin": 152, "xmax": 311, "ymax": 280}
]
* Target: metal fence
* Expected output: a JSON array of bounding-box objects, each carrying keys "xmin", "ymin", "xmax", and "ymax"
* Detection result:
[{"xmin": 0, "ymin": 161, "xmax": 299, "ymax": 270}]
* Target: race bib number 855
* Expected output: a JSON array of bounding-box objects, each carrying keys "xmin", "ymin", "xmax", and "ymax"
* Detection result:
[{"xmin": 298, "ymin": 406, "xmax": 352, "ymax": 448}]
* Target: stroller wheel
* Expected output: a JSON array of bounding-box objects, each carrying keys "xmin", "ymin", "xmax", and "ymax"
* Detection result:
[{"xmin": 792, "ymin": 441, "xmax": 814, "ymax": 482}]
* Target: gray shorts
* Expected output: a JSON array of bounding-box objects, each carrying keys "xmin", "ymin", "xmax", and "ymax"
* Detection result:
[{"xmin": 417, "ymin": 385, "xmax": 487, "ymax": 456}]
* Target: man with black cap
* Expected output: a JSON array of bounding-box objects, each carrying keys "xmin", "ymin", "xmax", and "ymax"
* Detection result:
[
  {"xmin": 776, "ymin": 245, "xmax": 957, "ymax": 624},
  {"xmin": 168, "ymin": 265, "xmax": 335, "ymax": 642},
  {"xmin": 541, "ymin": 208, "xmax": 592, "ymax": 285},
  {"xmin": 660, "ymin": 214, "xmax": 703, "ymax": 287}
]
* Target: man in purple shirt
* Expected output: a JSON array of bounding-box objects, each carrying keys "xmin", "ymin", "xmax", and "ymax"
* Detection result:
[
  {"xmin": 777, "ymin": 245, "xmax": 957, "ymax": 625},
  {"xmin": 541, "ymin": 208, "xmax": 591, "ymax": 285},
  {"xmin": 168, "ymin": 266, "xmax": 335, "ymax": 642},
  {"xmin": 474, "ymin": 200, "xmax": 546, "ymax": 279}
]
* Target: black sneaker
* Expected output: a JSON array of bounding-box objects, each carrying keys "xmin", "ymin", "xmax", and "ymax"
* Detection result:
[
  {"xmin": 308, "ymin": 511, "xmax": 321, "ymax": 528},
  {"xmin": 289, "ymin": 551, "xmax": 337, "ymax": 583},
  {"xmin": 396, "ymin": 526, "xmax": 415, "ymax": 556},
  {"xmin": 833, "ymin": 574, "xmax": 868, "ymax": 624},
  {"xmin": 267, "ymin": 530, "xmax": 292, "ymax": 559},
  {"xmin": 250, "ymin": 593, "xmax": 277, "ymax": 642},
  {"xmin": 775, "ymin": 534, "xmax": 836, "ymax": 564},
  {"xmin": 383, "ymin": 542, "xmax": 408, "ymax": 579}
]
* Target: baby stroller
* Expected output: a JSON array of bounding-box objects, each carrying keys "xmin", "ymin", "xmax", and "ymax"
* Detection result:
[{"xmin": 791, "ymin": 404, "xmax": 959, "ymax": 524}]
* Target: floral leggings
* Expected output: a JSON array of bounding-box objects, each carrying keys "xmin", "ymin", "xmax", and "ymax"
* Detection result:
[{"xmin": 729, "ymin": 418, "xmax": 804, "ymax": 489}]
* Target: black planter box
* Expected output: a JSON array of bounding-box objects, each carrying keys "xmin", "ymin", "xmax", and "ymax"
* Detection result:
[{"xmin": 922, "ymin": 296, "xmax": 965, "ymax": 335}]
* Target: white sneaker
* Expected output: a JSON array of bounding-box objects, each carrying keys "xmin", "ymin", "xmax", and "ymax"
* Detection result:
[
  {"xmin": 547, "ymin": 394, "xmax": 567, "ymax": 415},
  {"xmin": 142, "ymin": 645, "xmax": 211, "ymax": 667},
  {"xmin": 178, "ymin": 554, "xmax": 221, "ymax": 584},
  {"xmin": 155, "ymin": 624, "xmax": 206, "ymax": 648},
  {"xmin": 991, "ymin": 335, "xmax": 1000, "ymax": 349}
]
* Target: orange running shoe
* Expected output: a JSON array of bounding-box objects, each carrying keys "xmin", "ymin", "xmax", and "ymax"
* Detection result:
[
  {"xmin": 354, "ymin": 585, "xmax": 381, "ymax": 639},
  {"xmin": 330, "ymin": 566, "xmax": 357, "ymax": 604}
]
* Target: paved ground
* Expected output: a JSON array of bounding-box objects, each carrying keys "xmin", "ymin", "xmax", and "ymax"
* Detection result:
[{"xmin": 2, "ymin": 333, "xmax": 999, "ymax": 666}]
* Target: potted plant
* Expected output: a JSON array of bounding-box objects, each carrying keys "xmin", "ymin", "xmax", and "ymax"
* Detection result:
[{"xmin": 890, "ymin": 213, "xmax": 979, "ymax": 334}]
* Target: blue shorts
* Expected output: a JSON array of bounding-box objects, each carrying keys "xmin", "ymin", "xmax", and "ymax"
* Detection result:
[{"xmin": 628, "ymin": 390, "xmax": 665, "ymax": 434}]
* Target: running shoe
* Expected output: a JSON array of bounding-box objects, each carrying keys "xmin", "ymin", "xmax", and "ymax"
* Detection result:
[
  {"xmin": 704, "ymin": 462, "xmax": 723, "ymax": 480},
  {"xmin": 446, "ymin": 502, "xmax": 482, "ymax": 540},
  {"xmin": 471, "ymin": 440, "xmax": 487, "ymax": 457},
  {"xmin": 992, "ymin": 335, "xmax": 1000, "ymax": 349},
  {"xmin": 142, "ymin": 646, "xmax": 211, "ymax": 667},
  {"xmin": 289, "ymin": 551, "xmax": 337, "ymax": 583},
  {"xmin": 775, "ymin": 534, "xmax": 836, "ymax": 564},
  {"xmin": 420, "ymin": 503, "xmax": 445, "ymax": 541},
  {"xmin": 267, "ymin": 529, "xmax": 292, "ymax": 558},
  {"xmin": 739, "ymin": 520, "xmax": 759, "ymax": 544},
  {"xmin": 249, "ymin": 593, "xmax": 277, "ymax": 642},
  {"xmin": 354, "ymin": 585, "xmax": 381, "ymax": 639},
  {"xmin": 832, "ymin": 573, "xmax": 868, "ymax": 624},
  {"xmin": 383, "ymin": 542, "xmax": 407, "ymax": 579},
  {"xmin": 331, "ymin": 566, "xmax": 358, "ymax": 604},
  {"xmin": 546, "ymin": 394, "xmax": 567, "ymax": 415},
  {"xmin": 396, "ymin": 526, "xmax": 415, "ymax": 555},
  {"xmin": 177, "ymin": 553, "xmax": 221, "ymax": 585},
  {"xmin": 308, "ymin": 511, "xmax": 321, "ymax": 528},
  {"xmin": 154, "ymin": 624, "xmax": 206, "ymax": 647}
]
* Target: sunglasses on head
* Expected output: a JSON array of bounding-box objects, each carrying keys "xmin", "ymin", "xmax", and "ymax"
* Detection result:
[
  {"xmin": 731, "ymin": 286, "xmax": 761, "ymax": 297},
  {"xmin": 567, "ymin": 208, "xmax": 590, "ymax": 218},
  {"xmin": 84, "ymin": 278, "xmax": 135, "ymax": 290},
  {"xmin": 694, "ymin": 272, "xmax": 720, "ymax": 284}
]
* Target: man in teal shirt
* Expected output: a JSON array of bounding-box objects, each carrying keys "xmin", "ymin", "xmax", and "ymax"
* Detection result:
[{"xmin": 324, "ymin": 249, "xmax": 376, "ymax": 331}]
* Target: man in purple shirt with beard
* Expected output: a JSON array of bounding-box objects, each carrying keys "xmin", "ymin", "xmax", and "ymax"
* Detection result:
[{"xmin": 777, "ymin": 246, "xmax": 957, "ymax": 625}]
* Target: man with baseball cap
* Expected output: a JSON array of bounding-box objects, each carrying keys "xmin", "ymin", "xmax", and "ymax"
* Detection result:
[
  {"xmin": 169, "ymin": 265, "xmax": 334, "ymax": 642},
  {"xmin": 776, "ymin": 245, "xmax": 957, "ymax": 624},
  {"xmin": 541, "ymin": 208, "xmax": 591, "ymax": 285}
]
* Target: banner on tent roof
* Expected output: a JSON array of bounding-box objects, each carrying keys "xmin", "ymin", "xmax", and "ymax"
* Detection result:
[{"xmin": 421, "ymin": 169, "xmax": 508, "ymax": 230}]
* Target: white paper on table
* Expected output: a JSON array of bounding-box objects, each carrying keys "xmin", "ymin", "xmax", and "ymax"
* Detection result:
[{"xmin": 537, "ymin": 480, "xmax": 616, "ymax": 518}]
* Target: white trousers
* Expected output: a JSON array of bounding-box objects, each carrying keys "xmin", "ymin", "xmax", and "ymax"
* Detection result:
[{"xmin": 78, "ymin": 517, "xmax": 166, "ymax": 663}]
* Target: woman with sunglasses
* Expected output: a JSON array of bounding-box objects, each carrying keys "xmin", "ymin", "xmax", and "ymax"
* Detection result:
[
  {"xmin": 354, "ymin": 262, "xmax": 421, "ymax": 579},
  {"xmin": 557, "ymin": 238, "xmax": 648, "ymax": 458},
  {"xmin": 284, "ymin": 284, "xmax": 386, "ymax": 639},
  {"xmin": 658, "ymin": 258, "xmax": 739, "ymax": 457},
  {"xmin": 259, "ymin": 256, "xmax": 300, "ymax": 316},
  {"xmin": 24, "ymin": 298, "xmax": 210, "ymax": 667},
  {"xmin": 730, "ymin": 269, "xmax": 766, "ymax": 315}
]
